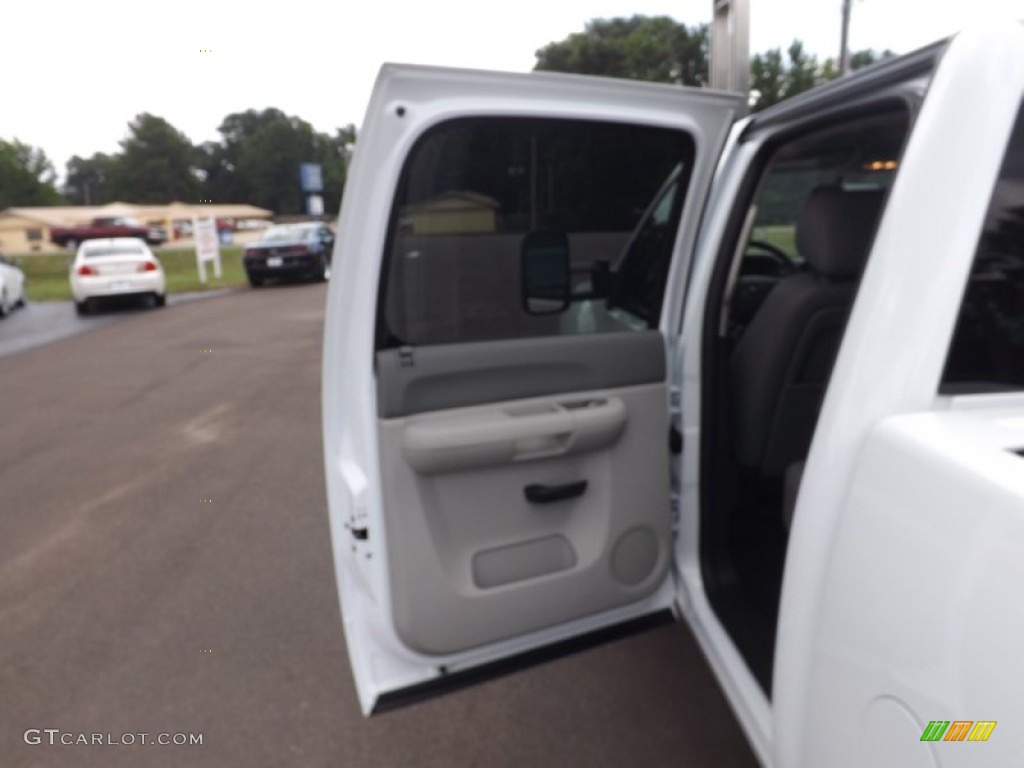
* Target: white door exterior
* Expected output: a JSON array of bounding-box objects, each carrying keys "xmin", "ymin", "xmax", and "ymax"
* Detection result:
[{"xmin": 322, "ymin": 63, "xmax": 742, "ymax": 715}]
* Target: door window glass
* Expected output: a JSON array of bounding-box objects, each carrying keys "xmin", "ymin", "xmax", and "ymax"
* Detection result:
[{"xmin": 378, "ymin": 118, "xmax": 694, "ymax": 348}]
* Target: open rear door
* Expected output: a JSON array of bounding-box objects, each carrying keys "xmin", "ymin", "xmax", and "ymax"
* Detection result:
[{"xmin": 322, "ymin": 63, "xmax": 741, "ymax": 714}]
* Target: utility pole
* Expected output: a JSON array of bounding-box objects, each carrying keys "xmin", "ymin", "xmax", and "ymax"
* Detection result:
[
  {"xmin": 839, "ymin": 0, "xmax": 852, "ymax": 76},
  {"xmin": 710, "ymin": 0, "xmax": 750, "ymax": 97}
]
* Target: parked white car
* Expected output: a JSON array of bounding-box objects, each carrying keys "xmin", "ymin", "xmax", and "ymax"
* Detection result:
[
  {"xmin": 70, "ymin": 238, "xmax": 166, "ymax": 315},
  {"xmin": 0, "ymin": 253, "xmax": 26, "ymax": 317},
  {"xmin": 323, "ymin": 19, "xmax": 1024, "ymax": 768}
]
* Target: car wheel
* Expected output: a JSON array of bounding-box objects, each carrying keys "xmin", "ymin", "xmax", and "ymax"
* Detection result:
[
  {"xmin": 248, "ymin": 274, "xmax": 264, "ymax": 287},
  {"xmin": 154, "ymin": 293, "xmax": 166, "ymax": 308},
  {"xmin": 318, "ymin": 256, "xmax": 331, "ymax": 282},
  {"xmin": 75, "ymin": 299, "xmax": 91, "ymax": 316},
  {"xmin": 0, "ymin": 289, "xmax": 8, "ymax": 318}
]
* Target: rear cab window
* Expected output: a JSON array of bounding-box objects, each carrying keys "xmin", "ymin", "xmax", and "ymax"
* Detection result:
[{"xmin": 941, "ymin": 101, "xmax": 1024, "ymax": 394}]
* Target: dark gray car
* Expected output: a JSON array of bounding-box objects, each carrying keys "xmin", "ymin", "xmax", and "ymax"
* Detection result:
[{"xmin": 242, "ymin": 222, "xmax": 334, "ymax": 286}]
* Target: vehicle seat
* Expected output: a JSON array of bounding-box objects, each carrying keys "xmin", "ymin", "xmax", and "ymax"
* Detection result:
[{"xmin": 730, "ymin": 186, "xmax": 885, "ymax": 478}]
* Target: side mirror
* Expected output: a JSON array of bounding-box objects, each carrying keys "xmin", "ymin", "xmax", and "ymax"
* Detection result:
[{"xmin": 521, "ymin": 231, "xmax": 570, "ymax": 315}]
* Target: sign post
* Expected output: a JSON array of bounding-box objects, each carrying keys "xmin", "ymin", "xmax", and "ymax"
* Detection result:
[
  {"xmin": 193, "ymin": 215, "xmax": 222, "ymax": 283},
  {"xmin": 711, "ymin": 0, "xmax": 750, "ymax": 97},
  {"xmin": 300, "ymin": 162, "xmax": 324, "ymax": 217},
  {"xmin": 839, "ymin": 0, "xmax": 852, "ymax": 75}
]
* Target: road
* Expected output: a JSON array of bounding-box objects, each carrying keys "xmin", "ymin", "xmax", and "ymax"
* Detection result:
[
  {"xmin": 0, "ymin": 283, "xmax": 759, "ymax": 768},
  {"xmin": 0, "ymin": 290, "xmax": 231, "ymax": 360}
]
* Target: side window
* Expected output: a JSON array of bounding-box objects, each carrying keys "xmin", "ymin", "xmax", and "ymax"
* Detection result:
[
  {"xmin": 378, "ymin": 118, "xmax": 694, "ymax": 348},
  {"xmin": 941, "ymin": 103, "xmax": 1024, "ymax": 393}
]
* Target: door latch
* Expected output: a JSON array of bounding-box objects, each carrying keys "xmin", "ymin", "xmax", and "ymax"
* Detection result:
[{"xmin": 670, "ymin": 425, "xmax": 683, "ymax": 454}]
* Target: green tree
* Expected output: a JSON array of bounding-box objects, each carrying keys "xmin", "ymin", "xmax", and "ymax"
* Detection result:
[
  {"xmin": 536, "ymin": 16, "xmax": 896, "ymax": 112},
  {"xmin": 850, "ymin": 48, "xmax": 894, "ymax": 71},
  {"xmin": 785, "ymin": 41, "xmax": 819, "ymax": 97},
  {"xmin": 750, "ymin": 41, "xmax": 827, "ymax": 111},
  {"xmin": 750, "ymin": 48, "xmax": 785, "ymax": 110},
  {"xmin": 0, "ymin": 139, "xmax": 61, "ymax": 207},
  {"xmin": 819, "ymin": 57, "xmax": 838, "ymax": 83},
  {"xmin": 200, "ymin": 109, "xmax": 352, "ymax": 214},
  {"xmin": 63, "ymin": 152, "xmax": 116, "ymax": 205},
  {"xmin": 108, "ymin": 114, "xmax": 201, "ymax": 203},
  {"xmin": 749, "ymin": 45, "xmax": 893, "ymax": 111},
  {"xmin": 535, "ymin": 16, "xmax": 709, "ymax": 86}
]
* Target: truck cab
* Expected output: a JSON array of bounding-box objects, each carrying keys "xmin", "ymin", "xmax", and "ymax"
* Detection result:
[{"xmin": 322, "ymin": 20, "xmax": 1024, "ymax": 766}]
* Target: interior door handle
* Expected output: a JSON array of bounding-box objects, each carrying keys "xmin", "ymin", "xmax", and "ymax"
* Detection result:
[{"xmin": 524, "ymin": 480, "xmax": 588, "ymax": 504}]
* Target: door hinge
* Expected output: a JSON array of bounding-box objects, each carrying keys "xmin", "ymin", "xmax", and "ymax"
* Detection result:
[{"xmin": 398, "ymin": 345, "xmax": 415, "ymax": 368}]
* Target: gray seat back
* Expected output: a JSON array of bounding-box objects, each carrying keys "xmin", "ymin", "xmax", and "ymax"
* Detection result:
[{"xmin": 731, "ymin": 186, "xmax": 885, "ymax": 476}]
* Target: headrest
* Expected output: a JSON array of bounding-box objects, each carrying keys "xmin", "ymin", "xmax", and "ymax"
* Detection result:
[{"xmin": 796, "ymin": 186, "xmax": 885, "ymax": 280}]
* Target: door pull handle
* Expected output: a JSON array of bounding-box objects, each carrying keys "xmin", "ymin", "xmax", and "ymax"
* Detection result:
[{"xmin": 524, "ymin": 480, "xmax": 588, "ymax": 504}]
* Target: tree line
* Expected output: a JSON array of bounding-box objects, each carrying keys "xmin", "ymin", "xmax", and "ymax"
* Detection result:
[
  {"xmin": 0, "ymin": 16, "xmax": 891, "ymax": 210},
  {"xmin": 0, "ymin": 109, "xmax": 356, "ymax": 213},
  {"xmin": 534, "ymin": 16, "xmax": 893, "ymax": 107}
]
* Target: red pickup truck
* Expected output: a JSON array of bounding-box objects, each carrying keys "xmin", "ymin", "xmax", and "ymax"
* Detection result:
[{"xmin": 50, "ymin": 217, "xmax": 167, "ymax": 249}]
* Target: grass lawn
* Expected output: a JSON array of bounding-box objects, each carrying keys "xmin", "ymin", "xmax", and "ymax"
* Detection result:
[
  {"xmin": 750, "ymin": 224, "xmax": 797, "ymax": 257},
  {"xmin": 10, "ymin": 247, "xmax": 249, "ymax": 302}
]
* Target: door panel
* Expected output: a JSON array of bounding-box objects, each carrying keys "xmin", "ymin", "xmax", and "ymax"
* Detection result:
[
  {"xmin": 376, "ymin": 330, "xmax": 665, "ymax": 417},
  {"xmin": 323, "ymin": 62, "xmax": 742, "ymax": 713},
  {"xmin": 380, "ymin": 380, "xmax": 670, "ymax": 655}
]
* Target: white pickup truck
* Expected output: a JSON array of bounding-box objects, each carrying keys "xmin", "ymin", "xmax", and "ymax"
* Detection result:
[{"xmin": 322, "ymin": 20, "xmax": 1024, "ymax": 767}]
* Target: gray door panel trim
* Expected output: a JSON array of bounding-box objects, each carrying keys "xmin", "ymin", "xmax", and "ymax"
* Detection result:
[{"xmin": 376, "ymin": 330, "xmax": 666, "ymax": 418}]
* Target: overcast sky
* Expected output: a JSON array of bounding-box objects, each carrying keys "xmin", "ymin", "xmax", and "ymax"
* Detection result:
[{"xmin": 4, "ymin": 0, "xmax": 1023, "ymax": 180}]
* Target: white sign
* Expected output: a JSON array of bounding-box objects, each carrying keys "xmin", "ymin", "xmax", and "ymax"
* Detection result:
[{"xmin": 193, "ymin": 216, "xmax": 222, "ymax": 283}]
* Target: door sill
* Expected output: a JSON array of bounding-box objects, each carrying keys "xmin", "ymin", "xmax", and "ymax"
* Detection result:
[{"xmin": 372, "ymin": 610, "xmax": 676, "ymax": 714}]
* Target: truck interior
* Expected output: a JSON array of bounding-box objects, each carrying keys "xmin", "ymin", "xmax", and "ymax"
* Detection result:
[{"xmin": 699, "ymin": 101, "xmax": 915, "ymax": 695}]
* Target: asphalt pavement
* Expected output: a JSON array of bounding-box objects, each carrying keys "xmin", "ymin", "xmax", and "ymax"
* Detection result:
[
  {"xmin": 0, "ymin": 290, "xmax": 231, "ymax": 360},
  {"xmin": 0, "ymin": 282, "xmax": 759, "ymax": 768}
]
